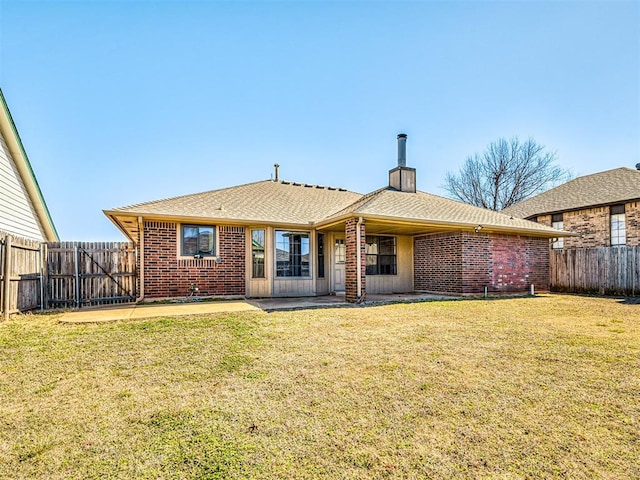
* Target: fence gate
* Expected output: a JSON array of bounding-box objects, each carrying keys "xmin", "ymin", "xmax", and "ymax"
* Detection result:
[{"xmin": 47, "ymin": 242, "xmax": 137, "ymax": 308}]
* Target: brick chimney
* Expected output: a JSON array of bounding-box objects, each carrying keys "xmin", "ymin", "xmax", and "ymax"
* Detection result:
[{"xmin": 389, "ymin": 134, "xmax": 416, "ymax": 193}]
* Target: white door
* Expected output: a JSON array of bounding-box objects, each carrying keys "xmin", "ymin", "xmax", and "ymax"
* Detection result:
[{"xmin": 333, "ymin": 237, "xmax": 346, "ymax": 292}]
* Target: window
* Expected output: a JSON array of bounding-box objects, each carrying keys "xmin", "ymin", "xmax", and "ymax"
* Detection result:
[
  {"xmin": 611, "ymin": 204, "xmax": 626, "ymax": 246},
  {"xmin": 181, "ymin": 225, "xmax": 215, "ymax": 256},
  {"xmin": 334, "ymin": 238, "xmax": 345, "ymax": 264},
  {"xmin": 365, "ymin": 235, "xmax": 397, "ymax": 275},
  {"xmin": 551, "ymin": 213, "xmax": 564, "ymax": 249},
  {"xmin": 275, "ymin": 231, "xmax": 310, "ymax": 277},
  {"xmin": 252, "ymin": 229, "xmax": 265, "ymax": 278},
  {"xmin": 317, "ymin": 233, "xmax": 325, "ymax": 278}
]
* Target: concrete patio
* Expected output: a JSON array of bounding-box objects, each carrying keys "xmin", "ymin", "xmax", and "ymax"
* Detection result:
[{"xmin": 58, "ymin": 292, "xmax": 453, "ymax": 324}]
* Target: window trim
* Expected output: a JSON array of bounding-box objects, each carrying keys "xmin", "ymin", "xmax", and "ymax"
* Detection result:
[
  {"xmin": 610, "ymin": 205, "xmax": 626, "ymax": 246},
  {"xmin": 317, "ymin": 233, "xmax": 325, "ymax": 278},
  {"xmin": 178, "ymin": 224, "xmax": 217, "ymax": 258},
  {"xmin": 365, "ymin": 235, "xmax": 397, "ymax": 276},
  {"xmin": 251, "ymin": 229, "xmax": 266, "ymax": 278},
  {"xmin": 551, "ymin": 213, "xmax": 564, "ymax": 250},
  {"xmin": 274, "ymin": 230, "xmax": 312, "ymax": 278}
]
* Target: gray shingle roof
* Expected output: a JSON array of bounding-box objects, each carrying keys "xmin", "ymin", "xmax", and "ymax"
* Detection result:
[{"xmin": 502, "ymin": 167, "xmax": 640, "ymax": 219}]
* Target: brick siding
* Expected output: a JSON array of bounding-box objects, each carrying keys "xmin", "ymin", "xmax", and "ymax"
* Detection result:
[
  {"xmin": 142, "ymin": 221, "xmax": 245, "ymax": 298},
  {"xmin": 535, "ymin": 201, "xmax": 640, "ymax": 248},
  {"xmin": 345, "ymin": 218, "xmax": 366, "ymax": 303},
  {"xmin": 414, "ymin": 232, "xmax": 549, "ymax": 294},
  {"xmin": 414, "ymin": 233, "xmax": 463, "ymax": 293},
  {"xmin": 627, "ymin": 202, "xmax": 640, "ymax": 245}
]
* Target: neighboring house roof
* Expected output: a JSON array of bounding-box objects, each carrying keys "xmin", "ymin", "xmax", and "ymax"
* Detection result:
[
  {"xmin": 502, "ymin": 167, "xmax": 640, "ymax": 220},
  {"xmin": 0, "ymin": 89, "xmax": 58, "ymax": 241},
  {"xmin": 106, "ymin": 178, "xmax": 563, "ymax": 241}
]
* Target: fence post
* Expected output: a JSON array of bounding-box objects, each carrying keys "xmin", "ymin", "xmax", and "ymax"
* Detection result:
[
  {"xmin": 39, "ymin": 243, "xmax": 46, "ymax": 311},
  {"xmin": 3, "ymin": 236, "xmax": 12, "ymax": 321},
  {"xmin": 74, "ymin": 245, "xmax": 80, "ymax": 308}
]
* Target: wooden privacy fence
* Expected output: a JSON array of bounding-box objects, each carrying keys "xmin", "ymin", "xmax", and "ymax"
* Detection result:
[
  {"xmin": 550, "ymin": 246, "xmax": 640, "ymax": 296},
  {"xmin": 0, "ymin": 235, "xmax": 137, "ymax": 318},
  {"xmin": 1, "ymin": 233, "xmax": 45, "ymax": 320},
  {"xmin": 47, "ymin": 242, "xmax": 137, "ymax": 309}
]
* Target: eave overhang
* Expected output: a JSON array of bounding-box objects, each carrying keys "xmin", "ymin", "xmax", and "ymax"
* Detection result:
[
  {"xmin": 0, "ymin": 89, "xmax": 59, "ymax": 241},
  {"xmin": 315, "ymin": 212, "xmax": 576, "ymax": 238}
]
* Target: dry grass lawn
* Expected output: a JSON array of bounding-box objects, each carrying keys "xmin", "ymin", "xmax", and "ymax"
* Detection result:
[{"xmin": 1, "ymin": 294, "xmax": 638, "ymax": 479}]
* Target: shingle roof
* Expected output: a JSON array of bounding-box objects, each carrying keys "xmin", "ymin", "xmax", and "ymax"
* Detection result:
[
  {"xmin": 108, "ymin": 180, "xmax": 363, "ymax": 225},
  {"xmin": 106, "ymin": 179, "xmax": 562, "ymax": 238},
  {"xmin": 502, "ymin": 167, "xmax": 640, "ymax": 219},
  {"xmin": 320, "ymin": 188, "xmax": 559, "ymax": 234}
]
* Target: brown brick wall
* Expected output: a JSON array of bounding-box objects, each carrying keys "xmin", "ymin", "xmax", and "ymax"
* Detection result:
[
  {"xmin": 414, "ymin": 232, "xmax": 549, "ymax": 294},
  {"xmin": 414, "ymin": 233, "xmax": 463, "ymax": 293},
  {"xmin": 535, "ymin": 201, "xmax": 640, "ymax": 248},
  {"xmin": 624, "ymin": 201, "xmax": 640, "ymax": 245},
  {"xmin": 142, "ymin": 221, "xmax": 245, "ymax": 298},
  {"xmin": 345, "ymin": 218, "xmax": 366, "ymax": 303}
]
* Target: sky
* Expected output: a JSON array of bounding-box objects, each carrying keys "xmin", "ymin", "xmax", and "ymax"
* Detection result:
[{"xmin": 1, "ymin": 0, "xmax": 638, "ymax": 241}]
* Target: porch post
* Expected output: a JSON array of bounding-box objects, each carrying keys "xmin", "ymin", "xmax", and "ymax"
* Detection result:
[{"xmin": 345, "ymin": 217, "xmax": 366, "ymax": 303}]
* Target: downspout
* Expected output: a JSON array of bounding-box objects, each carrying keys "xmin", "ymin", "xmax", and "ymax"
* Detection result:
[
  {"xmin": 136, "ymin": 216, "xmax": 145, "ymax": 303},
  {"xmin": 356, "ymin": 216, "xmax": 363, "ymax": 301}
]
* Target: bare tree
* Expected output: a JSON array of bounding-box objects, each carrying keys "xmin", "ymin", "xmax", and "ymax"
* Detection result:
[{"xmin": 444, "ymin": 137, "xmax": 571, "ymax": 211}]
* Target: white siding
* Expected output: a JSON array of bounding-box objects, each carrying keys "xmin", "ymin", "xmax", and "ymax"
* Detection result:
[
  {"xmin": 0, "ymin": 133, "xmax": 45, "ymax": 240},
  {"xmin": 367, "ymin": 235, "xmax": 414, "ymax": 294}
]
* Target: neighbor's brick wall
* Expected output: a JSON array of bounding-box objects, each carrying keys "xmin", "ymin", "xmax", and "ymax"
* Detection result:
[
  {"xmin": 142, "ymin": 221, "xmax": 245, "ymax": 298},
  {"xmin": 624, "ymin": 202, "xmax": 640, "ymax": 245},
  {"xmin": 414, "ymin": 232, "xmax": 549, "ymax": 294},
  {"xmin": 535, "ymin": 201, "xmax": 640, "ymax": 248},
  {"xmin": 345, "ymin": 218, "xmax": 366, "ymax": 303}
]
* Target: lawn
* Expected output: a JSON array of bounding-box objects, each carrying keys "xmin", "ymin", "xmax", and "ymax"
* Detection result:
[{"xmin": 1, "ymin": 294, "xmax": 638, "ymax": 479}]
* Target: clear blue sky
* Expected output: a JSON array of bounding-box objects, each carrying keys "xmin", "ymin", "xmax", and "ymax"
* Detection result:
[{"xmin": 1, "ymin": 0, "xmax": 638, "ymax": 241}]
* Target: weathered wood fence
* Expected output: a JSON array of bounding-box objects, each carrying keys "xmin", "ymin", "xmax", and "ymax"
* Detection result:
[
  {"xmin": 550, "ymin": 246, "xmax": 640, "ymax": 296},
  {"xmin": 1, "ymin": 233, "xmax": 137, "ymax": 318},
  {"xmin": 47, "ymin": 242, "xmax": 137, "ymax": 309},
  {"xmin": 0, "ymin": 234, "xmax": 45, "ymax": 320}
]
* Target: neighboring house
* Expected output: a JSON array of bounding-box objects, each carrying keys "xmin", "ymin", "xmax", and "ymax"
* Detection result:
[
  {"xmin": 0, "ymin": 89, "xmax": 58, "ymax": 241},
  {"xmin": 503, "ymin": 167, "xmax": 640, "ymax": 249},
  {"xmin": 105, "ymin": 135, "xmax": 563, "ymax": 303}
]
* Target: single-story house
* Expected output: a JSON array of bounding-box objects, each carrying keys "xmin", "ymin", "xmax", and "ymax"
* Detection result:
[
  {"xmin": 502, "ymin": 167, "xmax": 640, "ymax": 249},
  {"xmin": 0, "ymin": 89, "xmax": 58, "ymax": 241},
  {"xmin": 105, "ymin": 135, "xmax": 564, "ymax": 303}
]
